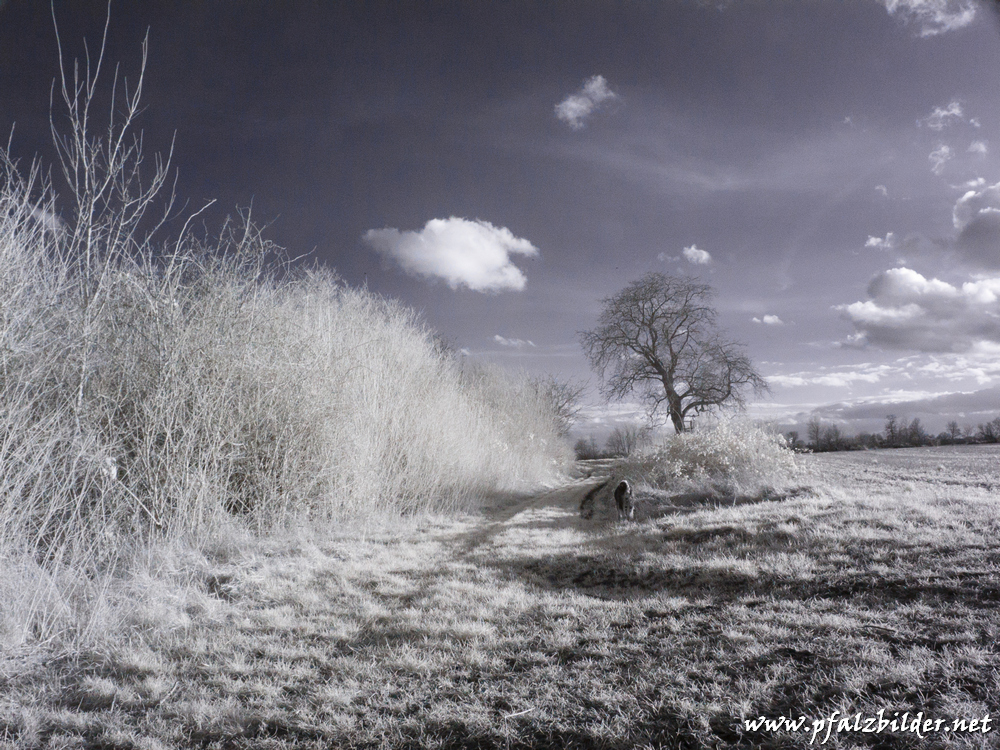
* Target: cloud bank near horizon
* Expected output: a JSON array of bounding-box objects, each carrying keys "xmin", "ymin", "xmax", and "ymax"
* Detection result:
[
  {"xmin": 363, "ymin": 217, "xmax": 538, "ymax": 293},
  {"xmin": 810, "ymin": 385, "xmax": 1000, "ymax": 421}
]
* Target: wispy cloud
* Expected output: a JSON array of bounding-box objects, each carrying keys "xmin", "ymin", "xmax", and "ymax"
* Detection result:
[
  {"xmin": 362, "ymin": 217, "xmax": 538, "ymax": 292},
  {"xmin": 921, "ymin": 100, "xmax": 964, "ymax": 130},
  {"xmin": 575, "ymin": 400, "xmax": 647, "ymax": 427},
  {"xmin": 682, "ymin": 244, "xmax": 712, "ymax": 264},
  {"xmin": 879, "ymin": 0, "xmax": 978, "ymax": 37},
  {"xmin": 493, "ymin": 335, "xmax": 535, "ymax": 348},
  {"xmin": 838, "ymin": 267, "xmax": 1000, "ymax": 352},
  {"xmin": 555, "ymin": 75, "xmax": 617, "ymax": 130},
  {"xmin": 769, "ymin": 366, "xmax": 887, "ymax": 389},
  {"xmin": 657, "ymin": 244, "xmax": 713, "ymax": 265},
  {"xmin": 769, "ymin": 354, "xmax": 1000, "ymax": 394},
  {"xmin": 969, "ymin": 141, "xmax": 988, "ymax": 155},
  {"xmin": 929, "ymin": 144, "xmax": 953, "ymax": 175}
]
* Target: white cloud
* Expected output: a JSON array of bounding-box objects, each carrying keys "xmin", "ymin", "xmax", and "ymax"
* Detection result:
[
  {"xmin": 656, "ymin": 251, "xmax": 679, "ymax": 263},
  {"xmin": 921, "ymin": 100, "xmax": 964, "ymax": 130},
  {"xmin": 929, "ymin": 144, "xmax": 953, "ymax": 175},
  {"xmin": 682, "ymin": 244, "xmax": 712, "ymax": 264},
  {"xmin": 915, "ymin": 353, "xmax": 1000, "ymax": 384},
  {"xmin": 865, "ymin": 232, "xmax": 896, "ymax": 251},
  {"xmin": 875, "ymin": 185, "xmax": 889, "ymax": 197},
  {"xmin": 555, "ymin": 75, "xmax": 617, "ymax": 130},
  {"xmin": 958, "ymin": 177, "xmax": 987, "ymax": 190},
  {"xmin": 879, "ymin": 0, "xmax": 978, "ymax": 37},
  {"xmin": 752, "ymin": 315, "xmax": 784, "ymax": 326},
  {"xmin": 969, "ymin": 141, "xmax": 988, "ymax": 155},
  {"xmin": 953, "ymin": 180, "xmax": 1000, "ymax": 231},
  {"xmin": 952, "ymin": 180, "xmax": 1000, "ymax": 268},
  {"xmin": 838, "ymin": 267, "xmax": 1000, "ymax": 352},
  {"xmin": 362, "ymin": 217, "xmax": 538, "ymax": 292},
  {"xmin": 494, "ymin": 335, "xmax": 535, "ymax": 348}
]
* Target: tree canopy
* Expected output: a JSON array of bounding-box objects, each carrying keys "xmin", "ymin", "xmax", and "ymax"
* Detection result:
[{"xmin": 579, "ymin": 272, "xmax": 768, "ymax": 433}]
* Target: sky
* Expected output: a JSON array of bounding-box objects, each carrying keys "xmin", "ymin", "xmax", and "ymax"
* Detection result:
[{"xmin": 2, "ymin": 0, "xmax": 1000, "ymax": 442}]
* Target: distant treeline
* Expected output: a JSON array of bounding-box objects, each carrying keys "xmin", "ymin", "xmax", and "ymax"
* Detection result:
[{"xmin": 790, "ymin": 414, "xmax": 1000, "ymax": 453}]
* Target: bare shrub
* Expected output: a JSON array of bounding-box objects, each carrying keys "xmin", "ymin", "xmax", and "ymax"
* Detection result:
[{"xmin": 574, "ymin": 437, "xmax": 602, "ymax": 460}]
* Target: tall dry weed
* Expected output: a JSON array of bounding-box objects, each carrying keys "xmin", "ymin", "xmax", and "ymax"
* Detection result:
[{"xmin": 0, "ymin": 32, "xmax": 571, "ymax": 656}]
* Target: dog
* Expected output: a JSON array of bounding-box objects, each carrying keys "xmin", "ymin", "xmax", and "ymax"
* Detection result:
[
  {"xmin": 614, "ymin": 479, "xmax": 634, "ymax": 520},
  {"xmin": 579, "ymin": 478, "xmax": 634, "ymax": 520}
]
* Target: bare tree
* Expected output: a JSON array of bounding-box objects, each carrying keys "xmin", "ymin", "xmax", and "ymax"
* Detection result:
[
  {"xmin": 977, "ymin": 418, "xmax": 1000, "ymax": 444},
  {"xmin": 947, "ymin": 420, "xmax": 962, "ymax": 443},
  {"xmin": 807, "ymin": 417, "xmax": 823, "ymax": 449},
  {"xmin": 573, "ymin": 436, "xmax": 601, "ymax": 460},
  {"xmin": 605, "ymin": 423, "xmax": 651, "ymax": 457},
  {"xmin": 532, "ymin": 375, "xmax": 587, "ymax": 438},
  {"xmin": 884, "ymin": 414, "xmax": 899, "ymax": 447},
  {"xmin": 821, "ymin": 424, "xmax": 843, "ymax": 452},
  {"xmin": 905, "ymin": 417, "xmax": 927, "ymax": 446},
  {"xmin": 579, "ymin": 273, "xmax": 768, "ymax": 433}
]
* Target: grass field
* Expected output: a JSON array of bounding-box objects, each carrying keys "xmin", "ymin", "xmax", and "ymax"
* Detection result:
[{"xmin": 2, "ymin": 444, "xmax": 998, "ymax": 749}]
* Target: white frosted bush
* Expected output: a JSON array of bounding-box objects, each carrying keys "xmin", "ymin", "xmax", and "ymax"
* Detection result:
[{"xmin": 621, "ymin": 420, "xmax": 795, "ymax": 497}]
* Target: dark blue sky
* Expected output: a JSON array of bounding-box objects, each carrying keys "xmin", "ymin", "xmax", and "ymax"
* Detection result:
[{"xmin": 3, "ymin": 0, "xmax": 1000, "ymax": 438}]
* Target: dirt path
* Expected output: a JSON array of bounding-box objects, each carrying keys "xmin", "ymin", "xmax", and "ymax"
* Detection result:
[{"xmin": 448, "ymin": 475, "xmax": 609, "ymax": 558}]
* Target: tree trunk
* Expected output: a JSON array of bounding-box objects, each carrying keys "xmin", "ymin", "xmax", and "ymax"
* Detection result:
[{"xmin": 667, "ymin": 390, "xmax": 684, "ymax": 433}]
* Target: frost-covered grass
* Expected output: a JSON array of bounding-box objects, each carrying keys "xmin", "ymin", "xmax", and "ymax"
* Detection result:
[{"xmin": 3, "ymin": 447, "xmax": 999, "ymax": 749}]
